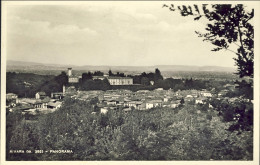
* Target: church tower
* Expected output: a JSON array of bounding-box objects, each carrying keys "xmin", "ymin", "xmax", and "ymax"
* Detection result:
[{"xmin": 68, "ymin": 68, "xmax": 72, "ymax": 77}]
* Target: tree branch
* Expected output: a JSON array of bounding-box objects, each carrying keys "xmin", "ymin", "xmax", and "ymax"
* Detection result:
[{"xmin": 224, "ymin": 48, "xmax": 239, "ymax": 55}]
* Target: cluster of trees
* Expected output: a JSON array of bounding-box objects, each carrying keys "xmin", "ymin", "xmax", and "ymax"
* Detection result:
[
  {"xmin": 82, "ymin": 71, "xmax": 104, "ymax": 81},
  {"xmin": 80, "ymin": 79, "xmax": 110, "ymax": 91},
  {"xmin": 225, "ymin": 80, "xmax": 253, "ymax": 100},
  {"xmin": 108, "ymin": 70, "xmax": 126, "ymax": 77},
  {"xmin": 39, "ymin": 72, "xmax": 68, "ymax": 96},
  {"xmin": 132, "ymin": 68, "xmax": 163, "ymax": 85},
  {"xmin": 6, "ymin": 72, "xmax": 68, "ymax": 97},
  {"xmin": 6, "ymin": 72, "xmax": 55, "ymax": 98},
  {"xmin": 7, "ymin": 97, "xmax": 253, "ymax": 160},
  {"xmin": 209, "ymin": 98, "xmax": 253, "ymax": 132}
]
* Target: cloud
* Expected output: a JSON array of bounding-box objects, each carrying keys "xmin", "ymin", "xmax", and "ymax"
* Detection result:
[
  {"xmin": 5, "ymin": 3, "xmax": 236, "ymax": 67},
  {"xmin": 7, "ymin": 16, "xmax": 99, "ymax": 45}
]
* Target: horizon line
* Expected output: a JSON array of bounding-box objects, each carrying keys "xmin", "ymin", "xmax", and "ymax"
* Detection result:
[{"xmin": 6, "ymin": 60, "xmax": 237, "ymax": 68}]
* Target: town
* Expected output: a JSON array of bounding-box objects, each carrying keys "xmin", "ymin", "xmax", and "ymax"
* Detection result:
[{"xmin": 6, "ymin": 67, "xmax": 246, "ymax": 117}]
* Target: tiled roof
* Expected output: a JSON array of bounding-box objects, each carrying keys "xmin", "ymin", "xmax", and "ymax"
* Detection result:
[
  {"xmin": 48, "ymin": 101, "xmax": 62, "ymax": 107},
  {"xmin": 37, "ymin": 92, "xmax": 46, "ymax": 95}
]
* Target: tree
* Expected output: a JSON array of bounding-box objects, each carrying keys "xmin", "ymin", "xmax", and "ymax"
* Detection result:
[
  {"xmin": 82, "ymin": 72, "xmax": 93, "ymax": 82},
  {"xmin": 180, "ymin": 98, "xmax": 185, "ymax": 104},
  {"xmin": 108, "ymin": 69, "xmax": 113, "ymax": 76},
  {"xmin": 154, "ymin": 68, "xmax": 163, "ymax": 82},
  {"xmin": 141, "ymin": 77, "xmax": 150, "ymax": 86},
  {"xmin": 93, "ymin": 71, "xmax": 104, "ymax": 76},
  {"xmin": 164, "ymin": 4, "xmax": 254, "ymax": 78},
  {"xmin": 54, "ymin": 71, "xmax": 68, "ymax": 88}
]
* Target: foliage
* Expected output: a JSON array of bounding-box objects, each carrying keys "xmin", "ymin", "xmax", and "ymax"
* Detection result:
[
  {"xmin": 225, "ymin": 80, "xmax": 253, "ymax": 100},
  {"xmin": 164, "ymin": 4, "xmax": 254, "ymax": 78},
  {"xmin": 82, "ymin": 72, "xmax": 93, "ymax": 81},
  {"xmin": 7, "ymin": 98, "xmax": 253, "ymax": 160},
  {"xmin": 132, "ymin": 68, "xmax": 163, "ymax": 84},
  {"xmin": 6, "ymin": 71, "xmax": 69, "ymax": 97},
  {"xmin": 6, "ymin": 72, "xmax": 55, "ymax": 97},
  {"xmin": 80, "ymin": 79, "xmax": 111, "ymax": 91},
  {"xmin": 108, "ymin": 70, "xmax": 125, "ymax": 77},
  {"xmin": 210, "ymin": 97, "xmax": 253, "ymax": 132}
]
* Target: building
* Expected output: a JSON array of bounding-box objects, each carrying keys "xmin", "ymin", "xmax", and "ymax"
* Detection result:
[
  {"xmin": 101, "ymin": 107, "xmax": 109, "ymax": 114},
  {"xmin": 195, "ymin": 97, "xmax": 207, "ymax": 104},
  {"xmin": 67, "ymin": 68, "xmax": 79, "ymax": 83},
  {"xmin": 201, "ymin": 92, "xmax": 212, "ymax": 98},
  {"xmin": 6, "ymin": 93, "xmax": 18, "ymax": 100},
  {"xmin": 51, "ymin": 92, "xmax": 64, "ymax": 100},
  {"xmin": 124, "ymin": 101, "xmax": 143, "ymax": 110},
  {"xmin": 145, "ymin": 100, "xmax": 163, "ymax": 109},
  {"xmin": 48, "ymin": 101, "xmax": 62, "ymax": 109},
  {"xmin": 107, "ymin": 77, "xmax": 133, "ymax": 85},
  {"xmin": 92, "ymin": 76, "xmax": 106, "ymax": 80},
  {"xmin": 6, "ymin": 93, "xmax": 18, "ymax": 105},
  {"xmin": 35, "ymin": 92, "xmax": 47, "ymax": 99}
]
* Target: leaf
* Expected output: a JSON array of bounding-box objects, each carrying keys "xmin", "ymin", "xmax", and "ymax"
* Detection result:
[{"xmin": 194, "ymin": 15, "xmax": 202, "ymax": 21}]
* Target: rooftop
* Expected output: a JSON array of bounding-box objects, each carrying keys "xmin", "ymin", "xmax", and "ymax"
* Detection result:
[{"xmin": 107, "ymin": 77, "xmax": 133, "ymax": 79}]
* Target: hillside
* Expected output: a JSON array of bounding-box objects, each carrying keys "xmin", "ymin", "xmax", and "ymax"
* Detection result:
[{"xmin": 7, "ymin": 60, "xmax": 236, "ymax": 74}]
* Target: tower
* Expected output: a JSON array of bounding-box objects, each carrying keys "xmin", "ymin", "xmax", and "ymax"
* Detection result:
[
  {"xmin": 68, "ymin": 68, "xmax": 72, "ymax": 77},
  {"xmin": 63, "ymin": 85, "xmax": 66, "ymax": 94}
]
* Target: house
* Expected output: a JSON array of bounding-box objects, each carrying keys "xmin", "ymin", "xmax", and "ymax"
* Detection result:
[
  {"xmin": 68, "ymin": 76, "xmax": 79, "ymax": 83},
  {"xmin": 51, "ymin": 92, "xmax": 64, "ymax": 99},
  {"xmin": 145, "ymin": 100, "xmax": 163, "ymax": 109},
  {"xmin": 35, "ymin": 92, "xmax": 47, "ymax": 99},
  {"xmin": 6, "ymin": 93, "xmax": 18, "ymax": 100},
  {"xmin": 162, "ymin": 102, "xmax": 171, "ymax": 108},
  {"xmin": 10, "ymin": 104, "xmax": 34, "ymax": 112},
  {"xmin": 218, "ymin": 90, "xmax": 229, "ymax": 97},
  {"xmin": 125, "ymin": 101, "xmax": 143, "ymax": 110},
  {"xmin": 201, "ymin": 92, "xmax": 212, "ymax": 98},
  {"xmin": 155, "ymin": 88, "xmax": 163, "ymax": 91},
  {"xmin": 184, "ymin": 97, "xmax": 194, "ymax": 102},
  {"xmin": 107, "ymin": 77, "xmax": 133, "ymax": 85},
  {"xmin": 163, "ymin": 97, "xmax": 171, "ymax": 102},
  {"xmin": 106, "ymin": 99, "xmax": 118, "ymax": 105},
  {"xmin": 64, "ymin": 86, "xmax": 77, "ymax": 95},
  {"xmin": 67, "ymin": 68, "xmax": 79, "ymax": 83},
  {"xmin": 101, "ymin": 107, "xmax": 109, "ymax": 114},
  {"xmin": 6, "ymin": 93, "xmax": 18, "ymax": 106},
  {"xmin": 170, "ymin": 100, "xmax": 181, "ymax": 108},
  {"xmin": 92, "ymin": 76, "xmax": 106, "ymax": 80},
  {"xmin": 48, "ymin": 101, "xmax": 62, "ymax": 109},
  {"xmin": 195, "ymin": 97, "xmax": 207, "ymax": 104}
]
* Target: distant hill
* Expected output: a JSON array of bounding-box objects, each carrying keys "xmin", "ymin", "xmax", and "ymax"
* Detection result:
[{"xmin": 7, "ymin": 60, "xmax": 236, "ymax": 74}]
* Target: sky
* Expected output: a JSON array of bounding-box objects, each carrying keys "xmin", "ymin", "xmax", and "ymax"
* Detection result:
[{"xmin": 4, "ymin": 1, "xmax": 250, "ymax": 67}]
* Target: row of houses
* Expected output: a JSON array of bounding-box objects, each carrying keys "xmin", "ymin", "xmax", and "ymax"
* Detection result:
[
  {"xmin": 6, "ymin": 92, "xmax": 63, "ymax": 115},
  {"xmin": 73, "ymin": 89, "xmax": 185, "ymax": 114}
]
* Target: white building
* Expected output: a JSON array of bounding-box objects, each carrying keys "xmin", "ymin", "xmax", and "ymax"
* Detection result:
[
  {"xmin": 145, "ymin": 100, "xmax": 163, "ymax": 109},
  {"xmin": 195, "ymin": 97, "xmax": 207, "ymax": 104},
  {"xmin": 35, "ymin": 92, "xmax": 46, "ymax": 99},
  {"xmin": 67, "ymin": 68, "xmax": 79, "ymax": 83},
  {"xmin": 201, "ymin": 92, "xmax": 212, "ymax": 97},
  {"xmin": 107, "ymin": 77, "xmax": 133, "ymax": 85},
  {"xmin": 101, "ymin": 108, "xmax": 109, "ymax": 114},
  {"xmin": 6, "ymin": 93, "xmax": 18, "ymax": 100},
  {"xmin": 92, "ymin": 76, "xmax": 106, "ymax": 80}
]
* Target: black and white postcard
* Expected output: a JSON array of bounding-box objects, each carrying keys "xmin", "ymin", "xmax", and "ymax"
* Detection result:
[{"xmin": 1, "ymin": 1, "xmax": 259, "ymax": 165}]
